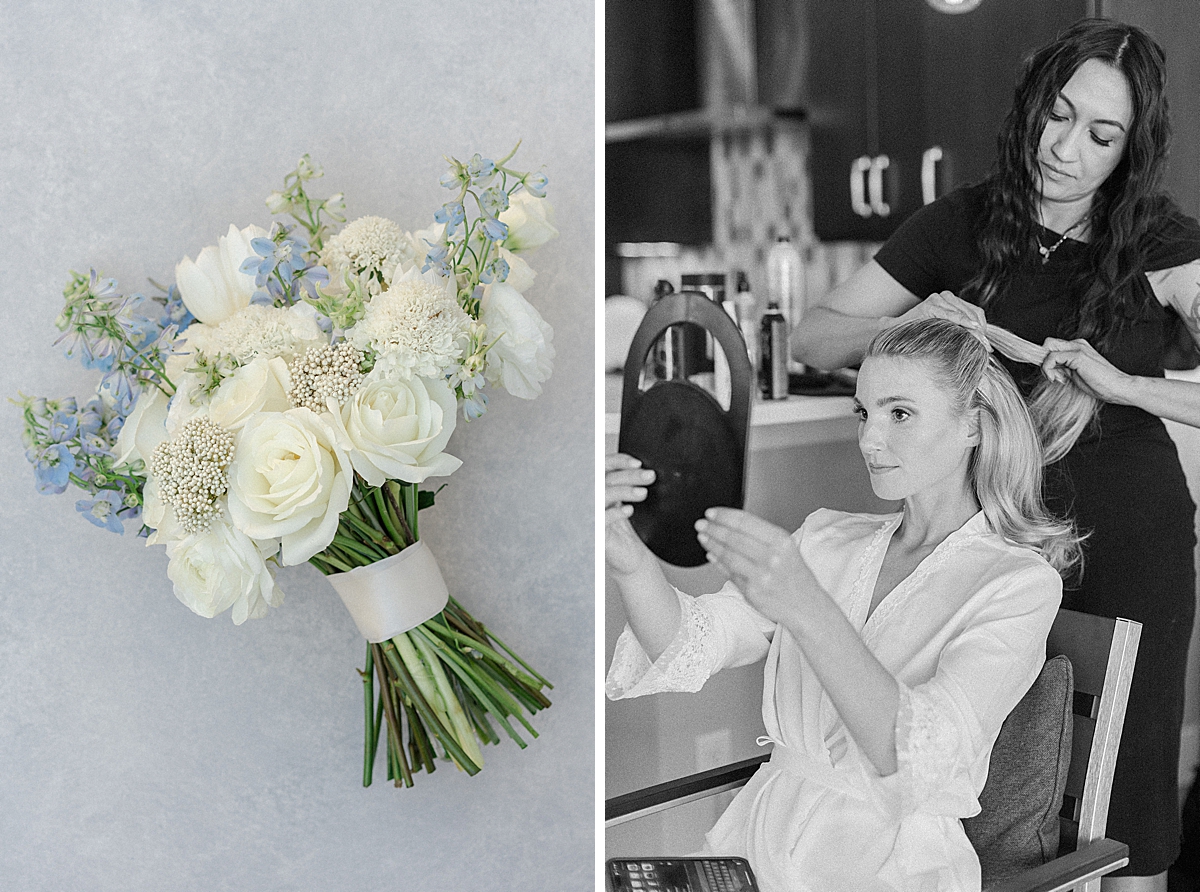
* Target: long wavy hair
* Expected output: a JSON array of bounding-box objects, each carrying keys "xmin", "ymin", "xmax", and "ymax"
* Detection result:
[
  {"xmin": 964, "ymin": 18, "xmax": 1171, "ymax": 349},
  {"xmin": 866, "ymin": 319, "xmax": 1083, "ymax": 575}
]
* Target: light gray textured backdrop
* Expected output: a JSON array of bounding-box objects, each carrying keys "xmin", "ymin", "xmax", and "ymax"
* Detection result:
[{"xmin": 0, "ymin": 2, "xmax": 595, "ymax": 889}]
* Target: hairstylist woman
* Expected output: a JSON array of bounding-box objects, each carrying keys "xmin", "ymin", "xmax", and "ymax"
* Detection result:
[{"xmin": 793, "ymin": 20, "xmax": 1200, "ymax": 889}]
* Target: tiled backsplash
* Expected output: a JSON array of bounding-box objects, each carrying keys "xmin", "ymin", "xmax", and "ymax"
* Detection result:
[{"xmin": 614, "ymin": 121, "xmax": 879, "ymax": 331}]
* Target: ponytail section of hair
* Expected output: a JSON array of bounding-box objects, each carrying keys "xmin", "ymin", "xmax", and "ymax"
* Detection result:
[{"xmin": 985, "ymin": 325, "xmax": 1100, "ymax": 464}]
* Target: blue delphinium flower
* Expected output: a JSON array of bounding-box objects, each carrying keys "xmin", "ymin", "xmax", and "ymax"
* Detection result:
[
  {"xmin": 480, "ymin": 256, "xmax": 509, "ymax": 284},
  {"xmin": 434, "ymin": 201, "xmax": 466, "ymax": 237},
  {"xmin": 47, "ymin": 410, "xmax": 78, "ymax": 443},
  {"xmin": 479, "ymin": 186, "xmax": 509, "ymax": 217},
  {"xmin": 77, "ymin": 400, "xmax": 104, "ymax": 435},
  {"xmin": 466, "ymin": 153, "xmax": 496, "ymax": 186},
  {"xmin": 422, "ymin": 241, "xmax": 453, "ymax": 276},
  {"xmin": 161, "ymin": 284, "xmax": 194, "ymax": 333},
  {"xmin": 524, "ymin": 171, "xmax": 549, "ymax": 198},
  {"xmin": 481, "ymin": 215, "xmax": 508, "ymax": 242},
  {"xmin": 81, "ymin": 432, "xmax": 113, "ymax": 457},
  {"xmin": 31, "ymin": 444, "xmax": 75, "ymax": 494},
  {"xmin": 76, "ymin": 490, "xmax": 127, "ymax": 534},
  {"xmin": 462, "ymin": 390, "xmax": 488, "ymax": 421},
  {"xmin": 296, "ymin": 263, "xmax": 329, "ymax": 299},
  {"xmin": 87, "ymin": 269, "xmax": 121, "ymax": 304}
]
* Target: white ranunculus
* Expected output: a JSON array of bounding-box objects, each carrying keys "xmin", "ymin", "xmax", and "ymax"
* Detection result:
[
  {"xmin": 163, "ymin": 515, "xmax": 284, "ymax": 624},
  {"xmin": 480, "ymin": 282, "xmax": 555, "ymax": 399},
  {"xmin": 208, "ymin": 356, "xmax": 292, "ymax": 430},
  {"xmin": 498, "ymin": 192, "xmax": 558, "ymax": 252},
  {"xmin": 497, "ymin": 246, "xmax": 536, "ymax": 293},
  {"xmin": 175, "ymin": 223, "xmax": 268, "ymax": 325},
  {"xmin": 226, "ymin": 409, "xmax": 352, "ymax": 566},
  {"xmin": 328, "ymin": 370, "xmax": 462, "ymax": 487},
  {"xmin": 114, "ymin": 386, "xmax": 170, "ymax": 469}
]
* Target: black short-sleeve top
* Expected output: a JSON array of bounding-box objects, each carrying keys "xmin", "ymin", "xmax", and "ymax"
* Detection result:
[{"xmin": 874, "ymin": 182, "xmax": 1200, "ymax": 385}]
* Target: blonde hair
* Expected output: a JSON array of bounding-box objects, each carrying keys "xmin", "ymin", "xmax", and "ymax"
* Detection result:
[
  {"xmin": 866, "ymin": 319, "xmax": 1083, "ymax": 574},
  {"xmin": 984, "ymin": 325, "xmax": 1100, "ymax": 464}
]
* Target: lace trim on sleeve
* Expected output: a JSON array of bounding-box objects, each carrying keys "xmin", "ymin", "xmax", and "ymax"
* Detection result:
[
  {"xmin": 604, "ymin": 590, "xmax": 719, "ymax": 699},
  {"xmin": 894, "ymin": 684, "xmax": 964, "ymax": 814}
]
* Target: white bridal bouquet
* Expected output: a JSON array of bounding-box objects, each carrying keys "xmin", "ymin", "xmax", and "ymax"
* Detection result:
[{"xmin": 17, "ymin": 146, "xmax": 556, "ymax": 788}]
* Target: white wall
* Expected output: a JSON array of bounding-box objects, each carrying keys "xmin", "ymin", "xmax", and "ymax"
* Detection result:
[{"xmin": 0, "ymin": 2, "xmax": 594, "ymax": 890}]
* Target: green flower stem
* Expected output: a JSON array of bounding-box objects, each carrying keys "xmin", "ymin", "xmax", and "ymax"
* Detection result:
[
  {"xmin": 369, "ymin": 486, "xmax": 407, "ymax": 550},
  {"xmin": 423, "ymin": 618, "xmax": 545, "ymax": 693},
  {"xmin": 380, "ymin": 639, "xmax": 480, "ymax": 774},
  {"xmin": 370, "ymin": 642, "xmax": 413, "ymax": 788},
  {"xmin": 401, "ymin": 695, "xmax": 436, "ymax": 774},
  {"xmin": 349, "ymin": 485, "xmax": 386, "ymax": 534},
  {"xmin": 332, "ymin": 533, "xmax": 388, "ymax": 564},
  {"xmin": 339, "ymin": 510, "xmax": 398, "ymax": 556},
  {"xmin": 361, "ymin": 645, "xmax": 377, "ymax": 788},
  {"xmin": 402, "ymin": 484, "xmax": 419, "ymax": 540},
  {"xmin": 382, "ymin": 482, "xmax": 416, "ymax": 544},
  {"xmin": 411, "ymin": 625, "xmax": 532, "ymax": 748},
  {"xmin": 411, "ymin": 629, "xmax": 484, "ymax": 769}
]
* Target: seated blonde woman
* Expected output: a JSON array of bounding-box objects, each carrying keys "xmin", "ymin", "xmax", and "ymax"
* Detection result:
[{"xmin": 605, "ymin": 318, "xmax": 1081, "ymax": 892}]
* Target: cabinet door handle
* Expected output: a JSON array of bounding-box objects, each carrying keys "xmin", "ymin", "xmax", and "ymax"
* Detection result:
[
  {"xmin": 921, "ymin": 146, "xmax": 943, "ymax": 205},
  {"xmin": 869, "ymin": 155, "xmax": 891, "ymax": 217},
  {"xmin": 850, "ymin": 156, "xmax": 872, "ymax": 218}
]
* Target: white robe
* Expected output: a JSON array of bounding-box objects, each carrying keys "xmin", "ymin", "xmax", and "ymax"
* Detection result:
[{"xmin": 606, "ymin": 509, "xmax": 1062, "ymax": 892}]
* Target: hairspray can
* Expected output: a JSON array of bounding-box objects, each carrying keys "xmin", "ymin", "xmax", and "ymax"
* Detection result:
[{"xmin": 760, "ymin": 300, "xmax": 788, "ymax": 400}]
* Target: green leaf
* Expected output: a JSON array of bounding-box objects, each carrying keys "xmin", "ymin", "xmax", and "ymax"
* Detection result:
[{"xmin": 417, "ymin": 484, "xmax": 447, "ymax": 511}]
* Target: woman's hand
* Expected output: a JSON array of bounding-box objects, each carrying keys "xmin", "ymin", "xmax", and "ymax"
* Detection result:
[
  {"xmin": 1040, "ymin": 337, "xmax": 1135, "ymax": 404},
  {"xmin": 605, "ymin": 453, "xmax": 655, "ymax": 576},
  {"xmin": 895, "ymin": 291, "xmax": 991, "ymax": 348},
  {"xmin": 695, "ymin": 508, "xmax": 821, "ymax": 627}
]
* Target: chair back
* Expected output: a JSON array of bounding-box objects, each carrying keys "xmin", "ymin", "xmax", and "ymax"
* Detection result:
[{"xmin": 1046, "ymin": 610, "xmax": 1140, "ymax": 854}]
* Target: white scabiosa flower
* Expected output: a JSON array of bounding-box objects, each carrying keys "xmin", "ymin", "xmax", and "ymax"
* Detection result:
[
  {"xmin": 182, "ymin": 303, "xmax": 326, "ymax": 365},
  {"xmin": 175, "ymin": 224, "xmax": 269, "ymax": 325},
  {"xmin": 479, "ymin": 282, "xmax": 555, "ymax": 399},
  {"xmin": 321, "ymin": 215, "xmax": 410, "ymax": 292},
  {"xmin": 346, "ymin": 266, "xmax": 470, "ymax": 380}
]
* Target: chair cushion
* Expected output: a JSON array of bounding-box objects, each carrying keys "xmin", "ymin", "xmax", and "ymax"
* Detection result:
[{"xmin": 962, "ymin": 654, "xmax": 1074, "ymax": 886}]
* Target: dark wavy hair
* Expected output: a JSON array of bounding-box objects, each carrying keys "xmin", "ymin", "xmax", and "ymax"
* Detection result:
[{"xmin": 963, "ymin": 18, "xmax": 1171, "ymax": 349}]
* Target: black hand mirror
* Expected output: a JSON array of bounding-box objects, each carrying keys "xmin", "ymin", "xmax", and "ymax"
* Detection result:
[{"xmin": 618, "ymin": 292, "xmax": 753, "ymax": 567}]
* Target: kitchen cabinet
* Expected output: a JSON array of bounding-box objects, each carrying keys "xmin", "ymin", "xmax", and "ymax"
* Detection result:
[{"xmin": 805, "ymin": 0, "xmax": 1092, "ymax": 241}]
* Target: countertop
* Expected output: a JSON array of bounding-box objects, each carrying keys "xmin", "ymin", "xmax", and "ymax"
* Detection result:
[{"xmin": 604, "ymin": 373, "xmax": 858, "ymax": 451}]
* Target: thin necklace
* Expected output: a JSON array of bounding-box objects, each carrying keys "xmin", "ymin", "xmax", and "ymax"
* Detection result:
[{"xmin": 1038, "ymin": 216, "xmax": 1088, "ymax": 264}]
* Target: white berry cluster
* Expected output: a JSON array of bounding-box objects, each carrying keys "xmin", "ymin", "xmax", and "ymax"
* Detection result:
[
  {"xmin": 287, "ymin": 343, "xmax": 365, "ymax": 412},
  {"xmin": 149, "ymin": 416, "xmax": 236, "ymax": 533}
]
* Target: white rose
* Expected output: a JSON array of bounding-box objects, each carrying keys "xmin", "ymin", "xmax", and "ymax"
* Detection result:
[
  {"xmin": 114, "ymin": 386, "xmax": 170, "ymax": 469},
  {"xmin": 498, "ymin": 193, "xmax": 558, "ymax": 252},
  {"xmin": 329, "ymin": 371, "xmax": 462, "ymax": 487},
  {"xmin": 480, "ymin": 283, "xmax": 555, "ymax": 399},
  {"xmin": 163, "ymin": 515, "xmax": 284, "ymax": 624},
  {"xmin": 209, "ymin": 356, "xmax": 292, "ymax": 430},
  {"xmin": 497, "ymin": 246, "xmax": 536, "ymax": 293},
  {"xmin": 175, "ymin": 223, "xmax": 268, "ymax": 325},
  {"xmin": 227, "ymin": 409, "xmax": 353, "ymax": 566}
]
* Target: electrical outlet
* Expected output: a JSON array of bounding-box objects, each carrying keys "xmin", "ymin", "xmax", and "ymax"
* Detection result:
[{"xmin": 695, "ymin": 728, "xmax": 732, "ymax": 772}]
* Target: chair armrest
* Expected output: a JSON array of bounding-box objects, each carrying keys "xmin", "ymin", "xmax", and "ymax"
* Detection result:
[
  {"xmin": 605, "ymin": 755, "xmax": 770, "ymax": 827},
  {"xmin": 984, "ymin": 838, "xmax": 1129, "ymax": 892}
]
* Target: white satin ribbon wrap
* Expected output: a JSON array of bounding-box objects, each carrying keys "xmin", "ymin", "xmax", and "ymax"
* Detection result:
[{"xmin": 327, "ymin": 540, "xmax": 449, "ymax": 642}]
